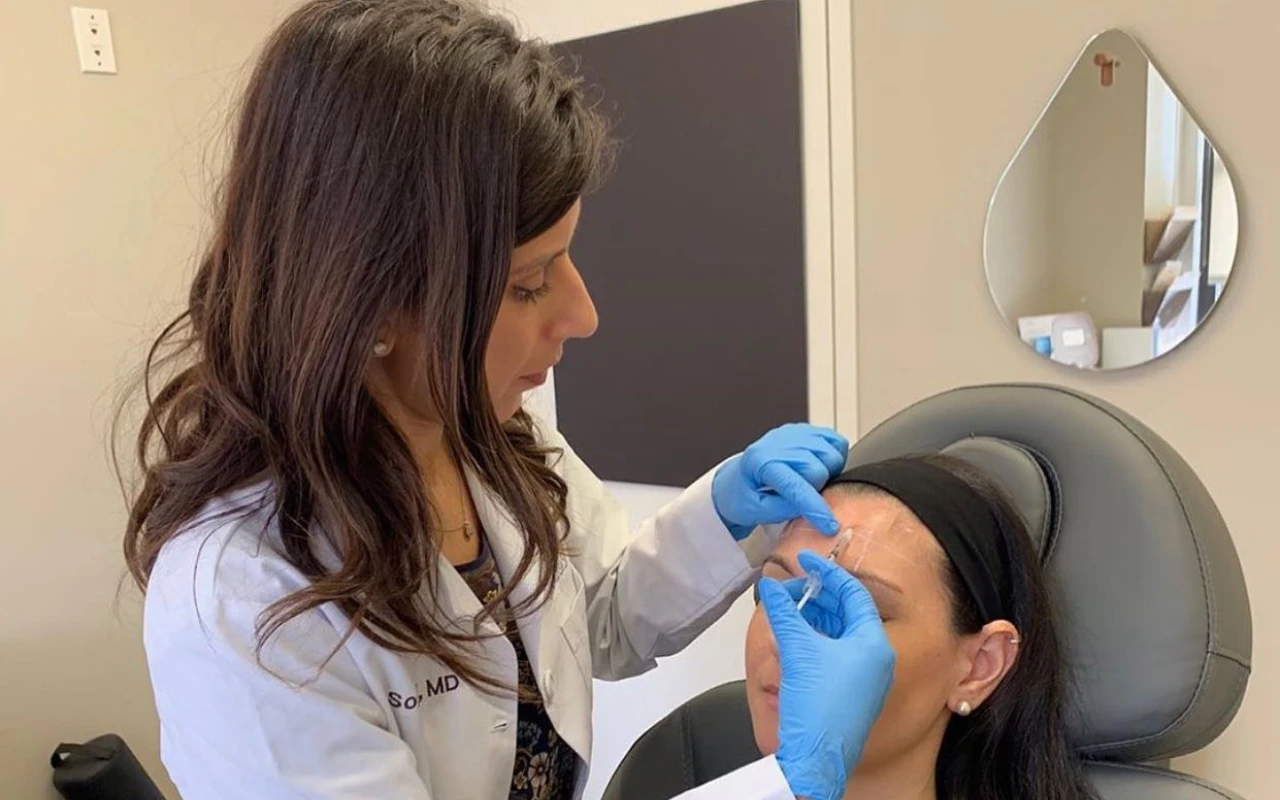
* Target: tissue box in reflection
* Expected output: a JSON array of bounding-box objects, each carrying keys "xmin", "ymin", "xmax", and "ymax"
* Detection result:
[{"xmin": 1017, "ymin": 312, "xmax": 1099, "ymax": 369}]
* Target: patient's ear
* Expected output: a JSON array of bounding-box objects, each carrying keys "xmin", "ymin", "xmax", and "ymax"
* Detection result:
[{"xmin": 950, "ymin": 621, "xmax": 1019, "ymax": 714}]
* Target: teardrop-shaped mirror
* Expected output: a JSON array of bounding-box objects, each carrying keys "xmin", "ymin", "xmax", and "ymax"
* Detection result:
[{"xmin": 984, "ymin": 29, "xmax": 1239, "ymax": 370}]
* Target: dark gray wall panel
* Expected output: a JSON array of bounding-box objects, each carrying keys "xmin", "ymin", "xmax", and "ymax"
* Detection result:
[{"xmin": 553, "ymin": 0, "xmax": 807, "ymax": 487}]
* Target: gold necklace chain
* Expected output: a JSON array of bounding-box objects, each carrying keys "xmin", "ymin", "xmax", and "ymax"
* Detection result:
[{"xmin": 434, "ymin": 461, "xmax": 475, "ymax": 541}]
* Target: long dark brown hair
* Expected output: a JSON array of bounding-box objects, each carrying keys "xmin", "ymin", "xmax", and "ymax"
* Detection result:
[
  {"xmin": 117, "ymin": 0, "xmax": 610, "ymax": 695},
  {"xmin": 835, "ymin": 454, "xmax": 1095, "ymax": 799}
]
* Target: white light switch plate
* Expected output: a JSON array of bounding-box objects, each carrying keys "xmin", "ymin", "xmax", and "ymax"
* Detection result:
[{"xmin": 70, "ymin": 7, "xmax": 117, "ymax": 74}]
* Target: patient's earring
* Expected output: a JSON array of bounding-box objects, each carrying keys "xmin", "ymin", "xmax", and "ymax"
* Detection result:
[
  {"xmin": 956, "ymin": 701, "xmax": 972, "ymax": 717},
  {"xmin": 373, "ymin": 340, "xmax": 393, "ymax": 358},
  {"xmin": 1009, "ymin": 637, "xmax": 1021, "ymax": 646}
]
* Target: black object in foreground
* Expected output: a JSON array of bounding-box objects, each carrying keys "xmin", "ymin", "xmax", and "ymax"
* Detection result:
[{"xmin": 51, "ymin": 734, "xmax": 167, "ymax": 800}]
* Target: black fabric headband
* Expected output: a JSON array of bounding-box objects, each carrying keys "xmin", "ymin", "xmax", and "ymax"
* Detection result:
[{"xmin": 828, "ymin": 458, "xmax": 1011, "ymax": 623}]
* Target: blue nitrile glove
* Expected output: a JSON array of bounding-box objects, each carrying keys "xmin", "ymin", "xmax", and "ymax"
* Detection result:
[
  {"xmin": 711, "ymin": 424, "xmax": 849, "ymax": 540},
  {"xmin": 757, "ymin": 551, "xmax": 896, "ymax": 800}
]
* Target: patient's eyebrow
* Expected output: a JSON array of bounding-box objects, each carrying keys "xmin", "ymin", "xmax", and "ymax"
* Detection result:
[
  {"xmin": 762, "ymin": 554, "xmax": 800, "ymax": 577},
  {"xmin": 762, "ymin": 553, "xmax": 905, "ymax": 596}
]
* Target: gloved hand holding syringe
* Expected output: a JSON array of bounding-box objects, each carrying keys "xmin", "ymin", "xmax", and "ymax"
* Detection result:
[{"xmin": 756, "ymin": 538, "xmax": 895, "ymax": 800}]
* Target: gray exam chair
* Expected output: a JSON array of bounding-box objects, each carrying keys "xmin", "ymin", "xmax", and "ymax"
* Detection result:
[{"xmin": 603, "ymin": 383, "xmax": 1252, "ymax": 800}]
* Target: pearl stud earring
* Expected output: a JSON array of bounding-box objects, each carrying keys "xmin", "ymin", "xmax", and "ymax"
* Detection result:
[
  {"xmin": 957, "ymin": 701, "xmax": 972, "ymax": 717},
  {"xmin": 373, "ymin": 341, "xmax": 392, "ymax": 358}
]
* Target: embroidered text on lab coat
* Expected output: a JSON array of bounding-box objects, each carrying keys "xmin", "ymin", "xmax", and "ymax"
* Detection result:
[{"xmin": 388, "ymin": 674, "xmax": 461, "ymax": 709}]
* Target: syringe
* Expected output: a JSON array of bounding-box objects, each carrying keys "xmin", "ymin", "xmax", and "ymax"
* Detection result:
[{"xmin": 795, "ymin": 527, "xmax": 855, "ymax": 612}]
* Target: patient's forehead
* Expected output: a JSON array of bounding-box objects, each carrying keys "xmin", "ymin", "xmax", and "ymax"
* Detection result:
[{"xmin": 783, "ymin": 488, "xmax": 945, "ymax": 574}]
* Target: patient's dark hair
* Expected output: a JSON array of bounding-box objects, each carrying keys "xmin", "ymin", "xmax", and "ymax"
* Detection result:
[{"xmin": 839, "ymin": 453, "xmax": 1095, "ymax": 800}]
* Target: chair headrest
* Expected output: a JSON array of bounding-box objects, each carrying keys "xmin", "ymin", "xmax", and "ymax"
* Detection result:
[{"xmin": 844, "ymin": 384, "xmax": 1251, "ymax": 761}]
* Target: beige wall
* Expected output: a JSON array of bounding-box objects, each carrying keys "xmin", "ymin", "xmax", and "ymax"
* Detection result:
[
  {"xmin": 984, "ymin": 106, "xmax": 1054, "ymax": 323},
  {"xmin": 854, "ymin": 1, "xmax": 1273, "ymax": 795},
  {"xmin": 0, "ymin": 2, "xmax": 292, "ymax": 796}
]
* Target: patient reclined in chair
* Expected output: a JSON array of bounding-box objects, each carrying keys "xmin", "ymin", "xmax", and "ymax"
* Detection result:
[{"xmin": 604, "ymin": 384, "xmax": 1252, "ymax": 800}]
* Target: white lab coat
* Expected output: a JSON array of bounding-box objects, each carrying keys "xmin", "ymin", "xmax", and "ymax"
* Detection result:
[{"xmin": 143, "ymin": 423, "xmax": 795, "ymax": 800}]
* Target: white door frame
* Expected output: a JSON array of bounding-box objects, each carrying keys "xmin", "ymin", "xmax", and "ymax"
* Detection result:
[{"xmin": 800, "ymin": 0, "xmax": 858, "ymax": 436}]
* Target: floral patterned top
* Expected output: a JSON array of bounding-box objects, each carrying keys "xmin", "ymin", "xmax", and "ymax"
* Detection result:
[{"xmin": 457, "ymin": 537, "xmax": 579, "ymax": 800}]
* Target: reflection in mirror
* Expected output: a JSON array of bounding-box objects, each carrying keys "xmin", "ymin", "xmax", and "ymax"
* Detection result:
[{"xmin": 984, "ymin": 29, "xmax": 1239, "ymax": 370}]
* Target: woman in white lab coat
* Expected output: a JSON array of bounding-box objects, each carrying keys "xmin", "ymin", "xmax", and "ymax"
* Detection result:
[{"xmin": 121, "ymin": 3, "xmax": 894, "ymax": 800}]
